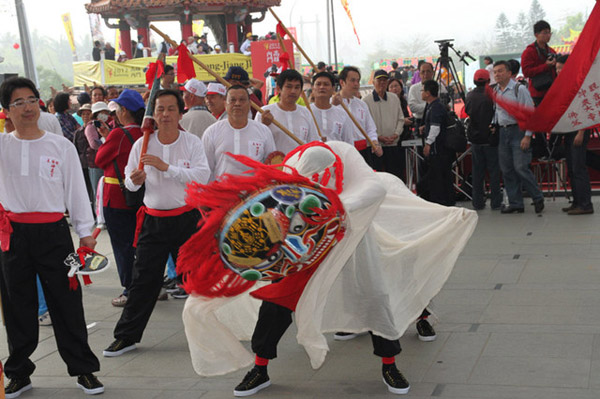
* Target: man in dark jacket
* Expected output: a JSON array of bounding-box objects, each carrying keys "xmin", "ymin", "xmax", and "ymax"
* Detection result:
[{"xmin": 465, "ymin": 69, "xmax": 501, "ymax": 210}]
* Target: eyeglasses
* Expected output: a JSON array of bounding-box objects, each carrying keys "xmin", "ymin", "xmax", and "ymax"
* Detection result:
[{"xmin": 9, "ymin": 97, "xmax": 39, "ymax": 108}]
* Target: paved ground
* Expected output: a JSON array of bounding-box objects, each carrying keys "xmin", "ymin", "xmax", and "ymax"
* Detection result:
[{"xmin": 2, "ymin": 198, "xmax": 600, "ymax": 398}]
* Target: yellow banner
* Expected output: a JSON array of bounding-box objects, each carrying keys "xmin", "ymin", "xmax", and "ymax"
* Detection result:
[
  {"xmin": 192, "ymin": 20, "xmax": 205, "ymax": 36},
  {"xmin": 61, "ymin": 13, "xmax": 76, "ymax": 54},
  {"xmin": 73, "ymin": 54, "xmax": 253, "ymax": 86},
  {"xmin": 115, "ymin": 25, "xmax": 121, "ymax": 53}
]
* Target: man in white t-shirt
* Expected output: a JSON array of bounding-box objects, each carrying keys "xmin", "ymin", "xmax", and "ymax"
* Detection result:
[
  {"xmin": 0, "ymin": 77, "xmax": 103, "ymax": 396},
  {"xmin": 311, "ymin": 71, "xmax": 353, "ymax": 144},
  {"xmin": 255, "ymin": 69, "xmax": 320, "ymax": 154},
  {"xmin": 202, "ymin": 84, "xmax": 276, "ymax": 181}
]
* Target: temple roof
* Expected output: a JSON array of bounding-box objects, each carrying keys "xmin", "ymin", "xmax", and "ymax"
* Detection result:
[{"xmin": 86, "ymin": 0, "xmax": 280, "ymax": 16}]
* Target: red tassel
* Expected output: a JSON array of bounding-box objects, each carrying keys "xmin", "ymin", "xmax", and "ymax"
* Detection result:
[
  {"xmin": 83, "ymin": 275, "xmax": 92, "ymax": 286},
  {"xmin": 69, "ymin": 276, "xmax": 79, "ymax": 291}
]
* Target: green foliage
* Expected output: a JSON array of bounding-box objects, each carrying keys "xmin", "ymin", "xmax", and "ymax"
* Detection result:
[
  {"xmin": 528, "ymin": 0, "xmax": 546, "ymax": 27},
  {"xmin": 494, "ymin": 13, "xmax": 514, "ymax": 53},
  {"xmin": 551, "ymin": 13, "xmax": 586, "ymax": 46}
]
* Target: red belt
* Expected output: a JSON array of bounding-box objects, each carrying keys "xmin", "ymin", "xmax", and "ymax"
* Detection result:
[
  {"xmin": 354, "ymin": 139, "xmax": 367, "ymax": 151},
  {"xmin": 0, "ymin": 204, "xmax": 63, "ymax": 252},
  {"xmin": 134, "ymin": 205, "xmax": 194, "ymax": 247}
]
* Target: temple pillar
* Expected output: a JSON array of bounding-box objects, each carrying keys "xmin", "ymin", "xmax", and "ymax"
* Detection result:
[
  {"xmin": 136, "ymin": 17, "xmax": 150, "ymax": 48},
  {"xmin": 119, "ymin": 19, "xmax": 132, "ymax": 59},
  {"xmin": 181, "ymin": 14, "xmax": 193, "ymax": 42},
  {"xmin": 225, "ymin": 14, "xmax": 239, "ymax": 52}
]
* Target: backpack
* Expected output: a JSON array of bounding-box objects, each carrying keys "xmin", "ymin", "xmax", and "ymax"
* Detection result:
[{"xmin": 444, "ymin": 111, "xmax": 467, "ymax": 153}]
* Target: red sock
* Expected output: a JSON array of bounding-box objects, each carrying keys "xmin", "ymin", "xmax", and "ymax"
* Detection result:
[
  {"xmin": 255, "ymin": 355, "xmax": 269, "ymax": 367},
  {"xmin": 382, "ymin": 357, "xmax": 395, "ymax": 365}
]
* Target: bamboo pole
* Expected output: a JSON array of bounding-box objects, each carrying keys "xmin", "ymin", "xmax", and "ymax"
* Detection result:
[
  {"xmin": 275, "ymin": 33, "xmax": 325, "ymax": 141},
  {"xmin": 268, "ymin": 8, "xmax": 375, "ymax": 148},
  {"xmin": 149, "ymin": 24, "xmax": 304, "ymax": 146}
]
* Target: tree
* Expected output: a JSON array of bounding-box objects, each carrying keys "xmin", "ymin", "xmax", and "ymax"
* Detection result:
[
  {"xmin": 494, "ymin": 13, "xmax": 513, "ymax": 53},
  {"xmin": 528, "ymin": 0, "xmax": 546, "ymax": 27},
  {"xmin": 513, "ymin": 11, "xmax": 531, "ymax": 52},
  {"xmin": 551, "ymin": 13, "xmax": 587, "ymax": 46}
]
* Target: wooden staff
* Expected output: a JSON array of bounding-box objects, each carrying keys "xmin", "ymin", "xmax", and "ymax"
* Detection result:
[
  {"xmin": 269, "ymin": 7, "xmax": 375, "ymax": 148},
  {"xmin": 149, "ymin": 24, "xmax": 304, "ymax": 146},
  {"xmin": 269, "ymin": 8, "xmax": 317, "ymax": 70},
  {"xmin": 275, "ymin": 33, "xmax": 324, "ymax": 141}
]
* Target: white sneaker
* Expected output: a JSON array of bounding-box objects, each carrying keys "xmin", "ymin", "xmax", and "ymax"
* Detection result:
[{"xmin": 38, "ymin": 311, "xmax": 52, "ymax": 326}]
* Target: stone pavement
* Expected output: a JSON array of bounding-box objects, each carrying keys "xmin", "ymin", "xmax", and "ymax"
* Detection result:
[{"xmin": 2, "ymin": 199, "xmax": 600, "ymax": 398}]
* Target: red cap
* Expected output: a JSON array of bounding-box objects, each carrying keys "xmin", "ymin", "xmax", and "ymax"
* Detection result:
[{"xmin": 474, "ymin": 69, "xmax": 490, "ymax": 82}]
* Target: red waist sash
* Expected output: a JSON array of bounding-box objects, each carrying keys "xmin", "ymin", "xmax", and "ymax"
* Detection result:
[
  {"xmin": 354, "ymin": 139, "xmax": 367, "ymax": 151},
  {"xmin": 0, "ymin": 204, "xmax": 63, "ymax": 252},
  {"xmin": 134, "ymin": 205, "xmax": 194, "ymax": 247}
]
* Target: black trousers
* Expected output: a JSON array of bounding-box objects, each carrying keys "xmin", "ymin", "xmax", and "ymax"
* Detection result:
[
  {"xmin": 251, "ymin": 300, "xmax": 401, "ymax": 360},
  {"xmin": 373, "ymin": 145, "xmax": 405, "ymax": 180},
  {"xmin": 358, "ymin": 147, "xmax": 374, "ymax": 168},
  {"xmin": 564, "ymin": 131, "xmax": 593, "ymax": 210},
  {"xmin": 113, "ymin": 209, "xmax": 200, "ymax": 342},
  {"xmin": 103, "ymin": 206, "xmax": 137, "ymax": 296},
  {"xmin": 0, "ymin": 219, "xmax": 100, "ymax": 379},
  {"xmin": 419, "ymin": 147, "xmax": 455, "ymax": 206}
]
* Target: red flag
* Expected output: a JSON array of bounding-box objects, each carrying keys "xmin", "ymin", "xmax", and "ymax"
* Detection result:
[
  {"xmin": 276, "ymin": 22, "xmax": 287, "ymax": 39},
  {"xmin": 145, "ymin": 60, "xmax": 164, "ymax": 90},
  {"xmin": 176, "ymin": 42, "xmax": 196, "ymax": 84},
  {"xmin": 492, "ymin": 2, "xmax": 600, "ymax": 133}
]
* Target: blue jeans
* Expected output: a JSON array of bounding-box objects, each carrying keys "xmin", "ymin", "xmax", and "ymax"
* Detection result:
[
  {"xmin": 37, "ymin": 276, "xmax": 47, "ymax": 316},
  {"xmin": 471, "ymin": 143, "xmax": 502, "ymax": 209},
  {"xmin": 498, "ymin": 125, "xmax": 543, "ymax": 208},
  {"xmin": 166, "ymin": 254, "xmax": 177, "ymax": 280}
]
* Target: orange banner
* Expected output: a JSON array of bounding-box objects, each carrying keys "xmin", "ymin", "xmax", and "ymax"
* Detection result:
[{"xmin": 340, "ymin": 0, "xmax": 360, "ymax": 45}]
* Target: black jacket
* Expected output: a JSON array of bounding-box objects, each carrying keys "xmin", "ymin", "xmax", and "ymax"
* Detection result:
[{"xmin": 465, "ymin": 86, "xmax": 494, "ymax": 145}]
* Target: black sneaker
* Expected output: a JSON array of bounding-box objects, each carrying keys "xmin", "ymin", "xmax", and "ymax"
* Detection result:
[
  {"xmin": 103, "ymin": 338, "xmax": 136, "ymax": 357},
  {"xmin": 382, "ymin": 364, "xmax": 410, "ymax": 394},
  {"xmin": 234, "ymin": 366, "xmax": 271, "ymax": 397},
  {"xmin": 333, "ymin": 332, "xmax": 358, "ymax": 341},
  {"xmin": 416, "ymin": 319, "xmax": 437, "ymax": 342},
  {"xmin": 170, "ymin": 286, "xmax": 189, "ymax": 299},
  {"xmin": 5, "ymin": 377, "xmax": 32, "ymax": 399},
  {"xmin": 163, "ymin": 276, "xmax": 177, "ymax": 292},
  {"xmin": 77, "ymin": 374, "xmax": 104, "ymax": 395},
  {"xmin": 534, "ymin": 199, "xmax": 545, "ymax": 214}
]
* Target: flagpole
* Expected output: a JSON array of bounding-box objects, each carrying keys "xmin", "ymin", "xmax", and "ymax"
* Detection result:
[
  {"xmin": 330, "ymin": 0, "xmax": 338, "ymax": 72},
  {"xmin": 326, "ymin": 0, "xmax": 331, "ymax": 66},
  {"xmin": 269, "ymin": 7, "xmax": 375, "ymax": 148},
  {"xmin": 149, "ymin": 24, "xmax": 304, "ymax": 146}
]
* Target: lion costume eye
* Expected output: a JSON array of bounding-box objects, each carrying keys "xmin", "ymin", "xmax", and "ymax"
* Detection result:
[
  {"xmin": 299, "ymin": 194, "xmax": 321, "ymax": 215},
  {"xmin": 289, "ymin": 213, "xmax": 307, "ymax": 234}
]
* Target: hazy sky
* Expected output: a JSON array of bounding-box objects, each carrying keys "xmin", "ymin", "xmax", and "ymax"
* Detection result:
[{"xmin": 1, "ymin": 0, "xmax": 595, "ymax": 66}]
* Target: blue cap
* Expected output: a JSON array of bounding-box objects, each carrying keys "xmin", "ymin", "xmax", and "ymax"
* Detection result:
[
  {"xmin": 113, "ymin": 89, "xmax": 145, "ymax": 112},
  {"xmin": 224, "ymin": 66, "xmax": 249, "ymax": 82}
]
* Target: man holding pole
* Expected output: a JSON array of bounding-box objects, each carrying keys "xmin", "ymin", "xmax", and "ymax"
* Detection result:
[
  {"xmin": 332, "ymin": 66, "xmax": 382, "ymax": 166},
  {"xmin": 103, "ymin": 89, "xmax": 211, "ymax": 357},
  {"xmin": 311, "ymin": 71, "xmax": 354, "ymax": 143},
  {"xmin": 256, "ymin": 69, "xmax": 320, "ymax": 154},
  {"xmin": 202, "ymin": 85, "xmax": 276, "ymax": 181}
]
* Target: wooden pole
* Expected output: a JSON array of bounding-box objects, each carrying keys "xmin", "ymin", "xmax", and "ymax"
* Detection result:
[
  {"xmin": 269, "ymin": 8, "xmax": 316, "ymax": 70},
  {"xmin": 149, "ymin": 24, "xmax": 304, "ymax": 146},
  {"xmin": 268, "ymin": 8, "xmax": 375, "ymax": 148},
  {"xmin": 275, "ymin": 33, "xmax": 325, "ymax": 141}
]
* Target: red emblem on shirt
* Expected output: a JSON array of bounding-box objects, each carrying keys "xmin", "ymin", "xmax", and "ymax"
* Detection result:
[{"xmin": 47, "ymin": 158, "xmax": 59, "ymax": 177}]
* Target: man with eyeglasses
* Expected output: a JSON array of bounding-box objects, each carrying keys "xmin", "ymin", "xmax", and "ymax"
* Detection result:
[
  {"xmin": 0, "ymin": 77, "xmax": 104, "ymax": 397},
  {"xmin": 521, "ymin": 20, "xmax": 557, "ymax": 106},
  {"xmin": 202, "ymin": 85, "xmax": 276, "ymax": 182}
]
